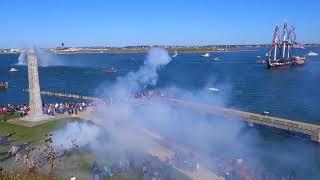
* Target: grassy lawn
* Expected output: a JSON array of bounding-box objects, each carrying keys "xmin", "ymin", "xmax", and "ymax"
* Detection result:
[
  {"xmin": 0, "ymin": 119, "xmax": 190, "ymax": 180},
  {"xmin": 0, "ymin": 120, "xmax": 67, "ymax": 144}
]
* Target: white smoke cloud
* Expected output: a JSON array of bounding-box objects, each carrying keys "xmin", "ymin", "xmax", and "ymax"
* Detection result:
[
  {"xmin": 17, "ymin": 50, "xmax": 27, "ymax": 65},
  {"xmin": 52, "ymin": 121, "xmax": 103, "ymax": 152},
  {"xmin": 46, "ymin": 47, "xmax": 315, "ymax": 179},
  {"xmin": 50, "ymin": 48, "xmax": 253, "ymax": 178},
  {"xmin": 100, "ymin": 48, "xmax": 172, "ymax": 98},
  {"xmin": 52, "ymin": 48, "xmax": 172, "ymax": 154}
]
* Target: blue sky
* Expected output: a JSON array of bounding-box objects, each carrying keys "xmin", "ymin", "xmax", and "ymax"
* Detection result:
[{"xmin": 1, "ymin": 0, "xmax": 319, "ymax": 48}]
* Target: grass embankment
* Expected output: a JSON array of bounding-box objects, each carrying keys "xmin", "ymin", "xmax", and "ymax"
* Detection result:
[
  {"xmin": 0, "ymin": 120, "xmax": 65, "ymax": 144},
  {"xmin": 0, "ymin": 120, "xmax": 69, "ymax": 179},
  {"xmin": 0, "ymin": 119, "xmax": 190, "ymax": 180}
]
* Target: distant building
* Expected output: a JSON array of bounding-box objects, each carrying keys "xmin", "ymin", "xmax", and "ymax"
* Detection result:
[{"xmin": 10, "ymin": 49, "xmax": 19, "ymax": 53}]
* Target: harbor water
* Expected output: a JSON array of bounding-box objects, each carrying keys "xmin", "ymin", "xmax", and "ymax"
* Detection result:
[{"xmin": 1, "ymin": 48, "xmax": 320, "ymax": 178}]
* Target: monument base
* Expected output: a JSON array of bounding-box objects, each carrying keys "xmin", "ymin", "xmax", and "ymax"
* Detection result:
[
  {"xmin": 19, "ymin": 114, "xmax": 54, "ymax": 122},
  {"xmin": 7, "ymin": 114, "xmax": 65, "ymax": 127}
]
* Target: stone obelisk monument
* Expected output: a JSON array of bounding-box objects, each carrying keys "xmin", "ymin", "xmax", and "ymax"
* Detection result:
[
  {"xmin": 28, "ymin": 49, "xmax": 43, "ymax": 118},
  {"xmin": 22, "ymin": 49, "xmax": 50, "ymax": 122}
]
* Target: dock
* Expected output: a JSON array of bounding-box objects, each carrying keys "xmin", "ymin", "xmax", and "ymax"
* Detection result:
[{"xmin": 34, "ymin": 90, "xmax": 320, "ymax": 143}]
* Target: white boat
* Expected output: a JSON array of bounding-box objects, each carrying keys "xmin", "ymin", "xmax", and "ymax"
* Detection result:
[
  {"xmin": 9, "ymin": 68, "xmax": 18, "ymax": 72},
  {"xmin": 257, "ymin": 56, "xmax": 262, "ymax": 58},
  {"xmin": 307, "ymin": 51, "xmax": 318, "ymax": 56},
  {"xmin": 172, "ymin": 50, "xmax": 178, "ymax": 58},
  {"xmin": 295, "ymin": 56, "xmax": 306, "ymax": 60},
  {"xmin": 212, "ymin": 57, "xmax": 220, "ymax": 61},
  {"xmin": 209, "ymin": 87, "xmax": 219, "ymax": 92},
  {"xmin": 201, "ymin": 53, "xmax": 210, "ymax": 57}
]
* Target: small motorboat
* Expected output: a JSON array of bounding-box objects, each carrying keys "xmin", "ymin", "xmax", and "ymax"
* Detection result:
[
  {"xmin": 256, "ymin": 60, "xmax": 267, "ymax": 64},
  {"xmin": 9, "ymin": 67, "xmax": 18, "ymax": 72},
  {"xmin": 295, "ymin": 56, "xmax": 306, "ymax": 60},
  {"xmin": 209, "ymin": 87, "xmax": 219, "ymax": 92},
  {"xmin": 212, "ymin": 57, "xmax": 220, "ymax": 61},
  {"xmin": 294, "ymin": 56, "xmax": 305, "ymax": 65},
  {"xmin": 106, "ymin": 67, "xmax": 117, "ymax": 74},
  {"xmin": 257, "ymin": 56, "xmax": 262, "ymax": 58},
  {"xmin": 0, "ymin": 82, "xmax": 8, "ymax": 89},
  {"xmin": 307, "ymin": 51, "xmax": 318, "ymax": 56},
  {"xmin": 201, "ymin": 53, "xmax": 210, "ymax": 58}
]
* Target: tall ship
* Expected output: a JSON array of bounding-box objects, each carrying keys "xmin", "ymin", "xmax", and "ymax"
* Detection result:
[{"xmin": 267, "ymin": 21, "xmax": 304, "ymax": 69}]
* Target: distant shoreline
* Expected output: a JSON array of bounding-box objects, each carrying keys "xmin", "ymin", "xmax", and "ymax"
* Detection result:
[
  {"xmin": 0, "ymin": 52, "xmax": 20, "ymax": 54},
  {"xmin": 0, "ymin": 49, "xmax": 260, "ymax": 55},
  {"xmin": 47, "ymin": 49, "xmax": 260, "ymax": 55}
]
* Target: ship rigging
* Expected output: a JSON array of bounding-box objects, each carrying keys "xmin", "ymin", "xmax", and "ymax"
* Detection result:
[{"xmin": 267, "ymin": 21, "xmax": 304, "ymax": 69}]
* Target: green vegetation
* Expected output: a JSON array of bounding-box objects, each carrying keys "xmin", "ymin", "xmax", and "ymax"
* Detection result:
[
  {"xmin": 0, "ymin": 119, "xmax": 190, "ymax": 180},
  {"xmin": 0, "ymin": 170, "xmax": 67, "ymax": 180},
  {"xmin": 0, "ymin": 113, "xmax": 20, "ymax": 123},
  {"xmin": 0, "ymin": 120, "xmax": 66, "ymax": 144}
]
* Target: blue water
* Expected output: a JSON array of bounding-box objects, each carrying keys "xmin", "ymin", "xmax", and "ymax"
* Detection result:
[
  {"xmin": 1, "ymin": 48, "xmax": 320, "ymax": 179},
  {"xmin": 1, "ymin": 49, "xmax": 320, "ymax": 123}
]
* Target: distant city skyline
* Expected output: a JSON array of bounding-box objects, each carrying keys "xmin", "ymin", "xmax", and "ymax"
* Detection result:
[{"xmin": 1, "ymin": 0, "xmax": 319, "ymax": 48}]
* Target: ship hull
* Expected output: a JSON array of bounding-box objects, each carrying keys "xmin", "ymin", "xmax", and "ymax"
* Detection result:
[{"xmin": 267, "ymin": 57, "xmax": 303, "ymax": 69}]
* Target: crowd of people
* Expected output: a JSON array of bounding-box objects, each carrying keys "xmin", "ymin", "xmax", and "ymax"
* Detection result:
[
  {"xmin": 214, "ymin": 156, "xmax": 297, "ymax": 180},
  {"xmin": 0, "ymin": 104, "xmax": 29, "ymax": 117},
  {"xmin": 43, "ymin": 102, "xmax": 91, "ymax": 116},
  {"xmin": 0, "ymin": 101, "xmax": 92, "ymax": 118},
  {"xmin": 0, "ymin": 90, "xmax": 168, "ymax": 119},
  {"xmin": 89, "ymin": 152, "xmax": 179, "ymax": 180},
  {"xmin": 171, "ymin": 151, "xmax": 200, "ymax": 173}
]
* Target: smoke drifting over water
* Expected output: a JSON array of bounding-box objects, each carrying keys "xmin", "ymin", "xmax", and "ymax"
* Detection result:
[
  {"xmin": 17, "ymin": 50, "xmax": 27, "ymax": 65},
  {"xmin": 16, "ymin": 48, "xmax": 65, "ymax": 67},
  {"xmin": 50, "ymin": 48, "xmax": 314, "ymax": 179},
  {"xmin": 52, "ymin": 47, "xmax": 243, "ymax": 173},
  {"xmin": 35, "ymin": 48, "xmax": 65, "ymax": 67},
  {"xmin": 100, "ymin": 48, "xmax": 172, "ymax": 98}
]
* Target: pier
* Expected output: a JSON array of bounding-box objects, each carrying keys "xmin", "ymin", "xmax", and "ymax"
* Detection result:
[
  {"xmin": 166, "ymin": 98, "xmax": 320, "ymax": 143},
  {"xmin": 23, "ymin": 89, "xmax": 98, "ymax": 101},
  {"xmin": 34, "ymin": 90, "xmax": 320, "ymax": 143}
]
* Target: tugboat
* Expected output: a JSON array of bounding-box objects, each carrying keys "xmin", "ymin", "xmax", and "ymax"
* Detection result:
[
  {"xmin": 267, "ymin": 21, "xmax": 304, "ymax": 69},
  {"xmin": 106, "ymin": 67, "xmax": 117, "ymax": 74}
]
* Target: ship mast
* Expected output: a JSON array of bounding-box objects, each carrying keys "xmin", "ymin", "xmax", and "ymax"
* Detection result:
[
  {"xmin": 287, "ymin": 24, "xmax": 296, "ymax": 59},
  {"xmin": 271, "ymin": 26, "xmax": 280, "ymax": 61},
  {"xmin": 282, "ymin": 21, "xmax": 288, "ymax": 59}
]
